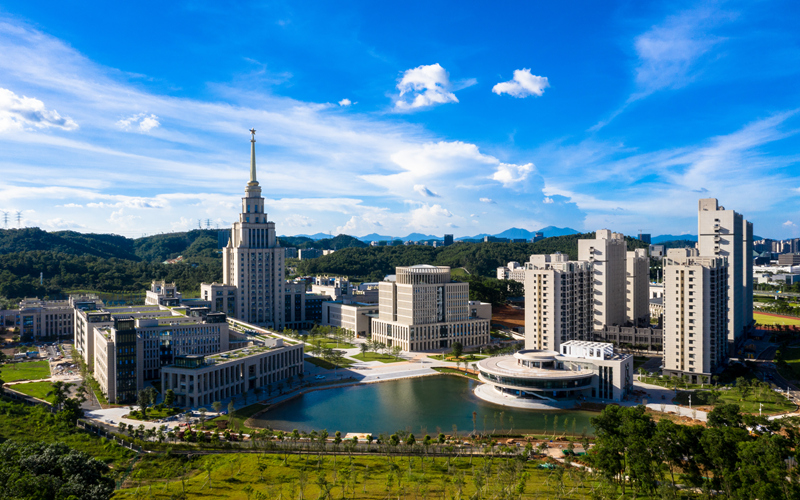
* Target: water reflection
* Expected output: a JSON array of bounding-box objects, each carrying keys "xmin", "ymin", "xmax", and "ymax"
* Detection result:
[{"xmin": 252, "ymin": 375, "xmax": 597, "ymax": 436}]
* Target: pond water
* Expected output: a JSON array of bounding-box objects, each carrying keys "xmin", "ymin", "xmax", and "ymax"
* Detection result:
[{"xmin": 251, "ymin": 375, "xmax": 598, "ymax": 436}]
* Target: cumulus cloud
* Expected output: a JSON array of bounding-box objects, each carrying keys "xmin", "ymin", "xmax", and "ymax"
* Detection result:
[
  {"xmin": 45, "ymin": 218, "xmax": 84, "ymax": 229},
  {"xmin": 338, "ymin": 98, "xmax": 352, "ymax": 106},
  {"xmin": 57, "ymin": 203, "xmax": 83, "ymax": 208},
  {"xmin": 117, "ymin": 113, "xmax": 160, "ymax": 132},
  {"xmin": 0, "ymin": 87, "xmax": 78, "ymax": 132},
  {"xmin": 784, "ymin": 220, "xmax": 797, "ymax": 228},
  {"xmin": 395, "ymin": 63, "xmax": 459, "ymax": 110},
  {"xmin": 491, "ymin": 162, "xmax": 535, "ymax": 187},
  {"xmin": 480, "ymin": 198, "xmax": 496, "ymax": 204},
  {"xmin": 414, "ymin": 184, "xmax": 440, "ymax": 198},
  {"xmin": 492, "ymin": 69, "xmax": 550, "ymax": 98},
  {"xmin": 543, "ymin": 197, "xmax": 554, "ymax": 204},
  {"xmin": 285, "ymin": 214, "xmax": 315, "ymax": 227}
]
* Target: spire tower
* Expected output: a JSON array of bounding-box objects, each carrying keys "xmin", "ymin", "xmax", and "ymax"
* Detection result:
[{"xmin": 249, "ymin": 128, "xmax": 257, "ymax": 184}]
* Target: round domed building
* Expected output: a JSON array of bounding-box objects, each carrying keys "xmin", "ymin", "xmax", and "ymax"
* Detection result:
[{"xmin": 474, "ymin": 341, "xmax": 633, "ymax": 409}]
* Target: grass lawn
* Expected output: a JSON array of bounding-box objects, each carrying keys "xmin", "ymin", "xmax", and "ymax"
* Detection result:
[
  {"xmin": 117, "ymin": 452, "xmax": 590, "ymax": 499},
  {"xmin": 674, "ymin": 387, "xmax": 796, "ymax": 415},
  {"xmin": 432, "ymin": 367, "xmax": 479, "ymax": 380},
  {"xmin": 9, "ymin": 380, "xmax": 57, "ymax": 403},
  {"xmin": 0, "ymin": 397, "xmax": 135, "ymax": 466},
  {"xmin": 207, "ymin": 403, "xmax": 268, "ymax": 435},
  {"xmin": 779, "ymin": 346, "xmax": 800, "ymax": 380},
  {"xmin": 639, "ymin": 375, "xmax": 709, "ymax": 390},
  {"xmin": 305, "ymin": 356, "xmax": 355, "ymax": 370},
  {"xmin": 351, "ymin": 352, "xmax": 404, "ymax": 363},
  {"xmin": 86, "ymin": 374, "xmax": 109, "ymax": 405},
  {"xmin": 450, "ymin": 267, "xmax": 470, "ymax": 279},
  {"xmin": 126, "ymin": 406, "xmax": 184, "ymax": 421},
  {"xmin": 311, "ymin": 340, "xmax": 356, "ymax": 349},
  {"xmin": 0, "ymin": 360, "xmax": 51, "ymax": 382},
  {"xmin": 754, "ymin": 312, "xmax": 800, "ymax": 326}
]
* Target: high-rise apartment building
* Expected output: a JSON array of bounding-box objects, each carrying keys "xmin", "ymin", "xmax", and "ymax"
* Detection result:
[
  {"xmin": 206, "ymin": 130, "xmax": 287, "ymax": 329},
  {"xmin": 524, "ymin": 253, "xmax": 593, "ymax": 351},
  {"xmin": 578, "ymin": 230, "xmax": 627, "ymax": 329},
  {"xmin": 626, "ymin": 249, "xmax": 650, "ymax": 326},
  {"xmin": 697, "ymin": 198, "xmax": 753, "ymax": 349},
  {"xmin": 662, "ymin": 248, "xmax": 728, "ymax": 383},
  {"xmin": 370, "ymin": 265, "xmax": 491, "ymax": 351}
]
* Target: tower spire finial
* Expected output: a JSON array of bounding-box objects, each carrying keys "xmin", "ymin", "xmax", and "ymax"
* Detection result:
[{"xmin": 249, "ymin": 128, "xmax": 257, "ymax": 184}]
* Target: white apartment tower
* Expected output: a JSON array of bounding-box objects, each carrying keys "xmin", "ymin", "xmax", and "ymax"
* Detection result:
[
  {"xmin": 626, "ymin": 249, "xmax": 650, "ymax": 326},
  {"xmin": 662, "ymin": 248, "xmax": 729, "ymax": 383},
  {"xmin": 578, "ymin": 230, "xmax": 627, "ymax": 329},
  {"xmin": 220, "ymin": 130, "xmax": 286, "ymax": 328},
  {"xmin": 697, "ymin": 198, "xmax": 753, "ymax": 349},
  {"xmin": 370, "ymin": 265, "xmax": 490, "ymax": 351},
  {"xmin": 524, "ymin": 253, "xmax": 593, "ymax": 351}
]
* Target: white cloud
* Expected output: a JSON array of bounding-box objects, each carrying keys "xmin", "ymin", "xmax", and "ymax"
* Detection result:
[
  {"xmin": 107, "ymin": 208, "xmax": 140, "ymax": 229},
  {"xmin": 632, "ymin": 7, "xmax": 724, "ymax": 98},
  {"xmin": 284, "ymin": 214, "xmax": 315, "ymax": 227},
  {"xmin": 45, "ymin": 218, "xmax": 83, "ymax": 229},
  {"xmin": 543, "ymin": 197, "xmax": 554, "ymax": 204},
  {"xmin": 784, "ymin": 220, "xmax": 797, "ymax": 228},
  {"xmin": 480, "ymin": 198, "xmax": 495, "ymax": 204},
  {"xmin": 338, "ymin": 98, "xmax": 352, "ymax": 106},
  {"xmin": 394, "ymin": 63, "xmax": 459, "ymax": 110},
  {"xmin": 491, "ymin": 162, "xmax": 534, "ymax": 187},
  {"xmin": 492, "ymin": 69, "xmax": 549, "ymax": 98},
  {"xmin": 414, "ymin": 184, "xmax": 440, "ymax": 198},
  {"xmin": 117, "ymin": 113, "xmax": 160, "ymax": 132},
  {"xmin": 57, "ymin": 203, "xmax": 83, "ymax": 208},
  {"xmin": 0, "ymin": 87, "xmax": 78, "ymax": 132}
]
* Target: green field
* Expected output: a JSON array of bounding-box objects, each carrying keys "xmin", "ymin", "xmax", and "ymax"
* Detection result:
[
  {"xmin": 311, "ymin": 340, "xmax": 356, "ymax": 349},
  {"xmin": 116, "ymin": 451, "xmax": 588, "ymax": 499},
  {"xmin": 674, "ymin": 387, "xmax": 795, "ymax": 415},
  {"xmin": 450, "ymin": 267, "xmax": 470, "ymax": 279},
  {"xmin": 8, "ymin": 380, "xmax": 57, "ymax": 403},
  {"xmin": 305, "ymin": 356, "xmax": 355, "ymax": 369},
  {"xmin": 0, "ymin": 360, "xmax": 51, "ymax": 382},
  {"xmin": 207, "ymin": 403, "xmax": 268, "ymax": 435},
  {"xmin": 351, "ymin": 352, "xmax": 404, "ymax": 363},
  {"xmin": 754, "ymin": 312, "xmax": 800, "ymax": 326}
]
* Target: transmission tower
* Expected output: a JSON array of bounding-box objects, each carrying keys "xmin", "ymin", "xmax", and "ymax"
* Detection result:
[
  {"xmin": 16, "ymin": 211, "xmax": 22, "ymax": 228},
  {"xmin": 2, "ymin": 211, "xmax": 7, "ymax": 228},
  {"xmin": 205, "ymin": 219, "xmax": 211, "ymax": 229},
  {"xmin": 197, "ymin": 219, "xmax": 202, "ymax": 229}
]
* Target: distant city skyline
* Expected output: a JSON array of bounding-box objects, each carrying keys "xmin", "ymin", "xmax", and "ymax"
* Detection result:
[{"xmin": 0, "ymin": 1, "xmax": 798, "ymax": 239}]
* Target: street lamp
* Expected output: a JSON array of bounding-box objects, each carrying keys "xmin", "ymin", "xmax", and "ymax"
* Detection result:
[{"xmin": 688, "ymin": 393, "xmax": 692, "ymax": 410}]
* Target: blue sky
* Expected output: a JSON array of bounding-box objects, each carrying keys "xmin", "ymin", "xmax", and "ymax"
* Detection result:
[{"xmin": 0, "ymin": 0, "xmax": 798, "ymax": 239}]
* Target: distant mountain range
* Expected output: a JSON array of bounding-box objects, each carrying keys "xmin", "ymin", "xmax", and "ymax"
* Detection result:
[
  {"xmin": 651, "ymin": 234, "xmax": 698, "ymax": 244},
  {"xmin": 286, "ymin": 229, "xmax": 749, "ymax": 245}
]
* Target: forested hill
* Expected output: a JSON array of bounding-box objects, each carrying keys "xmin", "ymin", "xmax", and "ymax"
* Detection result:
[
  {"xmin": 277, "ymin": 234, "xmax": 367, "ymax": 250},
  {"xmin": 0, "ymin": 228, "xmax": 220, "ymax": 263},
  {"xmin": 297, "ymin": 232, "xmax": 650, "ymax": 281},
  {"xmin": 0, "ymin": 228, "xmax": 224, "ymax": 302}
]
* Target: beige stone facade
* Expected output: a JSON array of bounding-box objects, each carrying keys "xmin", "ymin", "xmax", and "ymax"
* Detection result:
[
  {"xmin": 663, "ymin": 248, "xmax": 728, "ymax": 383},
  {"xmin": 697, "ymin": 198, "xmax": 753, "ymax": 349},
  {"xmin": 626, "ymin": 248, "xmax": 650, "ymax": 326},
  {"xmin": 370, "ymin": 265, "xmax": 490, "ymax": 351},
  {"xmin": 524, "ymin": 253, "xmax": 593, "ymax": 352},
  {"xmin": 322, "ymin": 301, "xmax": 378, "ymax": 337},
  {"xmin": 578, "ymin": 230, "xmax": 628, "ymax": 329}
]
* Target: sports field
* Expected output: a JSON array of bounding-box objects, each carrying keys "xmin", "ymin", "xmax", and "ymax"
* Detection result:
[{"xmin": 754, "ymin": 312, "xmax": 800, "ymax": 326}]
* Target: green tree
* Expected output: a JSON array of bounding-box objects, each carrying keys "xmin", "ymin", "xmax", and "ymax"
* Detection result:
[
  {"xmin": 164, "ymin": 388, "xmax": 175, "ymax": 407},
  {"xmin": 451, "ymin": 341, "xmax": 463, "ymax": 359}
]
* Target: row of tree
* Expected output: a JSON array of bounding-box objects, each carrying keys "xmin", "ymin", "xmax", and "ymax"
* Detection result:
[{"xmin": 589, "ymin": 404, "xmax": 800, "ymax": 499}]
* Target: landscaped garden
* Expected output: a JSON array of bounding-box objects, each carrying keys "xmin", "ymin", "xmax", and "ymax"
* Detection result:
[
  {"xmin": 8, "ymin": 380, "xmax": 57, "ymax": 403},
  {"xmin": 351, "ymin": 352, "xmax": 404, "ymax": 363},
  {"xmin": 0, "ymin": 359, "xmax": 50, "ymax": 382},
  {"xmin": 673, "ymin": 380, "xmax": 796, "ymax": 415}
]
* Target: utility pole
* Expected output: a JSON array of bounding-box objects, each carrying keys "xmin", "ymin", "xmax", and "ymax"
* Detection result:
[{"xmin": 198, "ymin": 219, "xmax": 202, "ymax": 229}]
